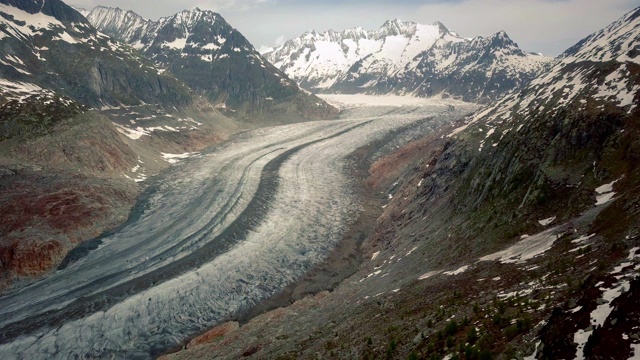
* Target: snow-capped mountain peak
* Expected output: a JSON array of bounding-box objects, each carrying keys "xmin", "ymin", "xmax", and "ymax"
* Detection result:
[
  {"xmin": 85, "ymin": 6, "xmax": 154, "ymax": 50},
  {"xmin": 160, "ymin": 7, "xmax": 221, "ymax": 30},
  {"xmin": 262, "ymin": 19, "xmax": 458, "ymax": 91},
  {"xmin": 378, "ymin": 19, "xmax": 417, "ymax": 37},
  {"xmin": 265, "ymin": 20, "xmax": 553, "ymax": 102},
  {"xmin": 84, "ymin": 5, "xmax": 336, "ymax": 119}
]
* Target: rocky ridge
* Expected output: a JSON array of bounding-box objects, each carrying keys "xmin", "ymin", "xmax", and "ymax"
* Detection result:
[
  {"xmin": 263, "ymin": 19, "xmax": 553, "ymax": 103},
  {"xmin": 84, "ymin": 6, "xmax": 337, "ymax": 122}
]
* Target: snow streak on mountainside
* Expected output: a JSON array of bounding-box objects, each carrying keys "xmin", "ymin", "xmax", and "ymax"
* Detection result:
[
  {"xmin": 263, "ymin": 20, "xmax": 553, "ymax": 103},
  {"xmin": 84, "ymin": 6, "xmax": 337, "ymax": 120}
]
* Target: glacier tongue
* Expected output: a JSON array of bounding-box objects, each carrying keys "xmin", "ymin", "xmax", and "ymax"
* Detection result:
[{"xmin": 0, "ymin": 97, "xmax": 475, "ymax": 359}]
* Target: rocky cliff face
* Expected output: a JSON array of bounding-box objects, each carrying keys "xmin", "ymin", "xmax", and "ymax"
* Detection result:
[
  {"xmin": 85, "ymin": 6, "xmax": 337, "ymax": 122},
  {"xmin": 0, "ymin": 0, "xmax": 192, "ymax": 108},
  {"xmin": 264, "ymin": 20, "xmax": 553, "ymax": 103},
  {"xmin": 163, "ymin": 7, "xmax": 640, "ymax": 360}
]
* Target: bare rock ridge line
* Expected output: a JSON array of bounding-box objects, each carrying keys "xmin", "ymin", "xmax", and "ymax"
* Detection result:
[{"xmin": 0, "ymin": 120, "xmax": 371, "ymax": 344}]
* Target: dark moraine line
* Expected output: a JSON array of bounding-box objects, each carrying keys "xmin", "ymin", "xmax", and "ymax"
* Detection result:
[
  {"xmin": 58, "ymin": 144, "xmax": 280, "ymax": 271},
  {"xmin": 0, "ymin": 120, "xmax": 371, "ymax": 344}
]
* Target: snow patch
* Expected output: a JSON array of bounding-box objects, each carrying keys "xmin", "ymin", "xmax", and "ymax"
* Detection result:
[
  {"xmin": 53, "ymin": 31, "xmax": 79, "ymax": 44},
  {"xmin": 163, "ymin": 37, "xmax": 187, "ymax": 50},
  {"xmin": 201, "ymin": 43, "xmax": 220, "ymax": 51},
  {"xmin": 595, "ymin": 192, "xmax": 616, "ymax": 206},
  {"xmin": 405, "ymin": 246, "xmax": 418, "ymax": 257},
  {"xmin": 161, "ymin": 152, "xmax": 193, "ymax": 164},
  {"xmin": 480, "ymin": 226, "xmax": 561, "ymax": 264},
  {"xmin": 572, "ymin": 234, "xmax": 595, "ymax": 244},
  {"xmin": 0, "ymin": 4, "xmax": 64, "ymax": 36},
  {"xmin": 418, "ymin": 270, "xmax": 442, "ymax": 280},
  {"xmin": 443, "ymin": 265, "xmax": 469, "ymax": 276},
  {"xmin": 595, "ymin": 179, "xmax": 619, "ymax": 194},
  {"xmin": 538, "ymin": 217, "xmax": 556, "ymax": 226}
]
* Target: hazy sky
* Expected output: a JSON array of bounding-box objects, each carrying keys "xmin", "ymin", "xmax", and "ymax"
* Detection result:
[{"xmin": 65, "ymin": 0, "xmax": 638, "ymax": 56}]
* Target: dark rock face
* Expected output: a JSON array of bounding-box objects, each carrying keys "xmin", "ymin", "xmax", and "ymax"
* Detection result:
[
  {"xmin": 0, "ymin": 0, "xmax": 192, "ymax": 108},
  {"xmin": 86, "ymin": 7, "xmax": 337, "ymax": 122}
]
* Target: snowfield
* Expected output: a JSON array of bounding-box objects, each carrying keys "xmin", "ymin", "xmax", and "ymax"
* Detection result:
[{"xmin": 0, "ymin": 97, "xmax": 474, "ymax": 359}]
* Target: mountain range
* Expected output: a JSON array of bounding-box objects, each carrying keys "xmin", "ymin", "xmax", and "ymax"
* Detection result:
[
  {"xmin": 0, "ymin": 0, "xmax": 191, "ymax": 110},
  {"xmin": 264, "ymin": 20, "xmax": 553, "ymax": 102}
]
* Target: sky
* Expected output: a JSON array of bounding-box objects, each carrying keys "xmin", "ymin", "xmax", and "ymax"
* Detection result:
[{"xmin": 65, "ymin": 0, "xmax": 639, "ymax": 56}]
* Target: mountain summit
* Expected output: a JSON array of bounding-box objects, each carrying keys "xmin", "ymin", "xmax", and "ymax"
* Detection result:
[
  {"xmin": 264, "ymin": 20, "xmax": 553, "ymax": 103},
  {"xmin": 84, "ymin": 6, "xmax": 337, "ymax": 122},
  {"xmin": 263, "ymin": 20, "xmax": 457, "ymax": 92}
]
